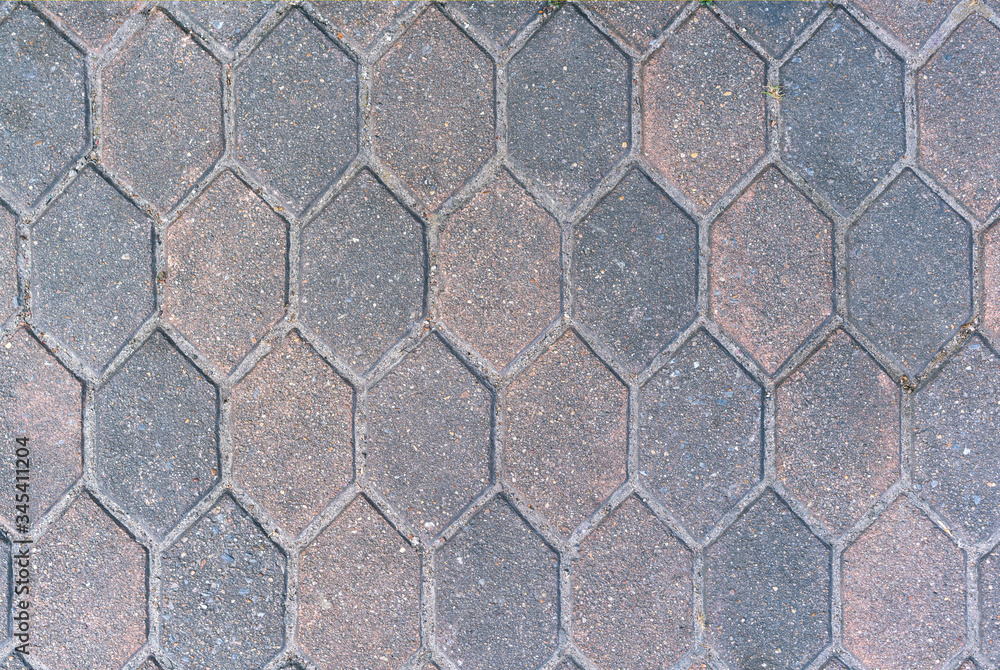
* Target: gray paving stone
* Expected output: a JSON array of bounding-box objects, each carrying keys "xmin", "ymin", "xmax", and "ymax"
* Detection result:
[
  {"xmin": 719, "ymin": 1, "xmax": 824, "ymax": 58},
  {"xmin": 508, "ymin": 5, "xmax": 629, "ymax": 208},
  {"xmin": 451, "ymin": 1, "xmax": 542, "ymax": 46},
  {"xmin": 236, "ymin": 8, "xmax": 357, "ymax": 214},
  {"xmin": 300, "ymin": 169, "xmax": 425, "ymax": 372},
  {"xmin": 183, "ymin": 1, "xmax": 273, "ymax": 50},
  {"xmin": 0, "ymin": 206, "xmax": 16, "ymax": 322},
  {"xmin": 0, "ymin": 5, "xmax": 86, "ymax": 208},
  {"xmin": 573, "ymin": 168, "xmax": 697, "ymax": 373},
  {"xmin": 40, "ymin": 1, "xmax": 139, "ymax": 52},
  {"xmin": 31, "ymin": 167, "xmax": 153, "ymax": 372},
  {"xmin": 585, "ymin": 1, "xmax": 681, "ymax": 51},
  {"xmin": 782, "ymin": 10, "xmax": 905, "ymax": 213},
  {"xmin": 311, "ymin": 1, "xmax": 411, "ymax": 50},
  {"xmin": 852, "ymin": 0, "xmax": 955, "ymax": 51},
  {"xmin": 982, "ymin": 549, "xmax": 1000, "ymax": 662},
  {"xmin": 95, "ymin": 331, "xmax": 218, "ymax": 539},
  {"xmin": 162, "ymin": 495, "xmax": 285, "ymax": 670},
  {"xmin": 437, "ymin": 497, "xmax": 559, "ymax": 669},
  {"xmin": 848, "ymin": 170, "xmax": 972, "ymax": 374}
]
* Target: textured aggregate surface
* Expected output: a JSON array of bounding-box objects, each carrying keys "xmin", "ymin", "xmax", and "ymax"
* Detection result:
[{"xmin": 0, "ymin": 1, "xmax": 998, "ymax": 670}]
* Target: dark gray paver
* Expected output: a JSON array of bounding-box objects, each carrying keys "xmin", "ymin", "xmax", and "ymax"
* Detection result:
[
  {"xmin": 300, "ymin": 169, "xmax": 425, "ymax": 372},
  {"xmin": 231, "ymin": 332, "xmax": 353, "ymax": 537},
  {"xmin": 438, "ymin": 169, "xmax": 561, "ymax": 369},
  {"xmin": 843, "ymin": 498, "xmax": 965, "ymax": 670},
  {"xmin": 585, "ymin": 1, "xmax": 681, "ymax": 51},
  {"xmin": 451, "ymin": 1, "xmax": 542, "ymax": 46},
  {"xmin": 573, "ymin": 169, "xmax": 697, "ymax": 373},
  {"xmin": 643, "ymin": 8, "xmax": 766, "ymax": 213},
  {"xmin": 33, "ymin": 494, "xmax": 146, "ymax": 670},
  {"xmin": 0, "ymin": 206, "xmax": 16, "ymax": 322},
  {"xmin": 982, "ymin": 550, "xmax": 1000, "ymax": 663},
  {"xmin": 782, "ymin": 10, "xmax": 905, "ymax": 213},
  {"xmin": 437, "ymin": 497, "xmax": 559, "ymax": 670},
  {"xmin": 776, "ymin": 330, "xmax": 899, "ymax": 535},
  {"xmin": 914, "ymin": 336, "xmax": 1000, "ymax": 542},
  {"xmin": 299, "ymin": 496, "xmax": 420, "ymax": 670},
  {"xmin": 639, "ymin": 330, "xmax": 762, "ymax": 540},
  {"xmin": 508, "ymin": 5, "xmax": 629, "ymax": 208},
  {"xmin": 574, "ymin": 496, "xmax": 693, "ymax": 669},
  {"xmin": 373, "ymin": 6, "xmax": 494, "ymax": 211},
  {"xmin": 162, "ymin": 495, "xmax": 285, "ymax": 670},
  {"xmin": 311, "ymin": 1, "xmax": 411, "ymax": 50},
  {"xmin": 706, "ymin": 491, "xmax": 830, "ymax": 670},
  {"xmin": 710, "ymin": 167, "xmax": 833, "ymax": 374},
  {"xmin": 40, "ymin": 1, "xmax": 139, "ymax": 51},
  {"xmin": 236, "ymin": 8, "xmax": 357, "ymax": 214},
  {"xmin": 919, "ymin": 17, "xmax": 1000, "ymax": 221},
  {"xmin": 853, "ymin": 0, "xmax": 955, "ymax": 51},
  {"xmin": 183, "ymin": 1, "xmax": 274, "ymax": 50},
  {"xmin": 102, "ymin": 9, "xmax": 222, "ymax": 212},
  {"xmin": 719, "ymin": 1, "xmax": 824, "ymax": 58},
  {"xmin": 507, "ymin": 331, "xmax": 627, "ymax": 536},
  {"xmin": 0, "ymin": 5, "xmax": 86, "ymax": 209},
  {"xmin": 31, "ymin": 167, "xmax": 153, "ymax": 372},
  {"xmin": 164, "ymin": 170, "xmax": 287, "ymax": 372},
  {"xmin": 847, "ymin": 170, "xmax": 972, "ymax": 374},
  {"xmin": 366, "ymin": 334, "xmax": 491, "ymax": 534},
  {"xmin": 95, "ymin": 331, "xmax": 218, "ymax": 539}
]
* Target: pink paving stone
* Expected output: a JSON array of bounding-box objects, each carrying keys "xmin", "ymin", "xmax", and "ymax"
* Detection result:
[
  {"xmin": 438, "ymin": 170, "xmax": 561, "ymax": 369},
  {"xmin": 573, "ymin": 496, "xmax": 693, "ymax": 669},
  {"xmin": 102, "ymin": 10, "xmax": 222, "ymax": 213},
  {"xmin": 776, "ymin": 330, "xmax": 900, "ymax": 535},
  {"xmin": 33, "ymin": 494, "xmax": 146, "ymax": 670},
  {"xmin": 919, "ymin": 17, "xmax": 1000, "ymax": 221},
  {"xmin": 164, "ymin": 171, "xmax": 286, "ymax": 372},
  {"xmin": 0, "ymin": 328, "xmax": 81, "ymax": 527},
  {"xmin": 853, "ymin": 0, "xmax": 954, "ymax": 52},
  {"xmin": 987, "ymin": 223, "xmax": 1000, "ymax": 339},
  {"xmin": 299, "ymin": 496, "xmax": 421, "ymax": 670},
  {"xmin": 373, "ymin": 6, "xmax": 494, "ymax": 211},
  {"xmin": 312, "ymin": 1, "xmax": 411, "ymax": 50},
  {"xmin": 0, "ymin": 206, "xmax": 15, "ymax": 321},
  {"xmin": 843, "ymin": 498, "xmax": 965, "ymax": 670},
  {"xmin": 40, "ymin": 2, "xmax": 139, "ymax": 51},
  {"xmin": 506, "ymin": 331, "xmax": 628, "ymax": 536},
  {"xmin": 710, "ymin": 168, "xmax": 833, "ymax": 374},
  {"xmin": 643, "ymin": 9, "xmax": 766, "ymax": 213},
  {"xmin": 231, "ymin": 332, "xmax": 353, "ymax": 537}
]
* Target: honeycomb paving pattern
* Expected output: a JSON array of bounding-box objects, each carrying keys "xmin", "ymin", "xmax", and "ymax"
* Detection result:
[{"xmin": 3, "ymin": 2, "xmax": 1000, "ymax": 669}]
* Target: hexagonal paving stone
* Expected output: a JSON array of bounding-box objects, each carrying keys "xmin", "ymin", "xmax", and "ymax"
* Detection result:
[
  {"xmin": 776, "ymin": 330, "xmax": 900, "ymax": 535},
  {"xmin": 919, "ymin": 17, "xmax": 1000, "ymax": 221},
  {"xmin": 782, "ymin": 10, "xmax": 905, "ymax": 214},
  {"xmin": 843, "ymin": 498, "xmax": 964, "ymax": 670},
  {"xmin": 162, "ymin": 495, "xmax": 285, "ymax": 670},
  {"xmin": 451, "ymin": 1, "xmax": 542, "ymax": 46},
  {"xmin": 981, "ymin": 550, "xmax": 1000, "ymax": 662},
  {"xmin": 438, "ymin": 170, "xmax": 560, "ymax": 370},
  {"xmin": 585, "ymin": 1, "xmax": 681, "ymax": 51},
  {"xmin": 706, "ymin": 491, "xmax": 830, "ymax": 670},
  {"xmin": 644, "ymin": 9, "xmax": 765, "ymax": 213},
  {"xmin": 373, "ymin": 7, "xmax": 493, "ymax": 211},
  {"xmin": 0, "ymin": 328, "xmax": 81, "ymax": 527},
  {"xmin": 311, "ymin": 1, "xmax": 410, "ymax": 50},
  {"xmin": 236, "ymin": 8, "xmax": 357, "ymax": 214},
  {"xmin": 0, "ymin": 206, "xmax": 16, "ymax": 322},
  {"xmin": 509, "ymin": 6, "xmax": 629, "ymax": 208},
  {"xmin": 574, "ymin": 496, "xmax": 693, "ymax": 669},
  {"xmin": 717, "ymin": 1, "xmax": 825, "ymax": 58},
  {"xmin": 847, "ymin": 170, "xmax": 972, "ymax": 374},
  {"xmin": 710, "ymin": 167, "xmax": 833, "ymax": 374},
  {"xmin": 299, "ymin": 496, "xmax": 420, "ymax": 670},
  {"xmin": 506, "ymin": 331, "xmax": 627, "ymax": 536},
  {"xmin": 639, "ymin": 330, "xmax": 762, "ymax": 540},
  {"xmin": 437, "ymin": 497, "xmax": 559, "ymax": 669},
  {"xmin": 232, "ymin": 332, "xmax": 353, "ymax": 537},
  {"xmin": 31, "ymin": 167, "xmax": 154, "ymax": 372},
  {"xmin": 914, "ymin": 336, "xmax": 1000, "ymax": 542},
  {"xmin": 0, "ymin": 6, "xmax": 86, "ymax": 209},
  {"xmin": 573, "ymin": 169, "xmax": 697, "ymax": 373},
  {"xmin": 95, "ymin": 331, "xmax": 218, "ymax": 539},
  {"xmin": 40, "ymin": 2, "xmax": 140, "ymax": 52},
  {"xmin": 853, "ymin": 0, "xmax": 954, "ymax": 52},
  {"xmin": 103, "ymin": 10, "xmax": 222, "ymax": 213},
  {"xmin": 34, "ymin": 494, "xmax": 146, "ymax": 670},
  {"xmin": 183, "ymin": 1, "xmax": 273, "ymax": 50},
  {"xmin": 300, "ymin": 170, "xmax": 425, "ymax": 373},
  {"xmin": 164, "ymin": 171, "xmax": 286, "ymax": 372},
  {"xmin": 367, "ymin": 334, "xmax": 491, "ymax": 533}
]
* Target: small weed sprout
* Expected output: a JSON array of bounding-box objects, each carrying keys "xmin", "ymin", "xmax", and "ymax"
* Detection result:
[{"xmin": 764, "ymin": 85, "xmax": 784, "ymax": 101}]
